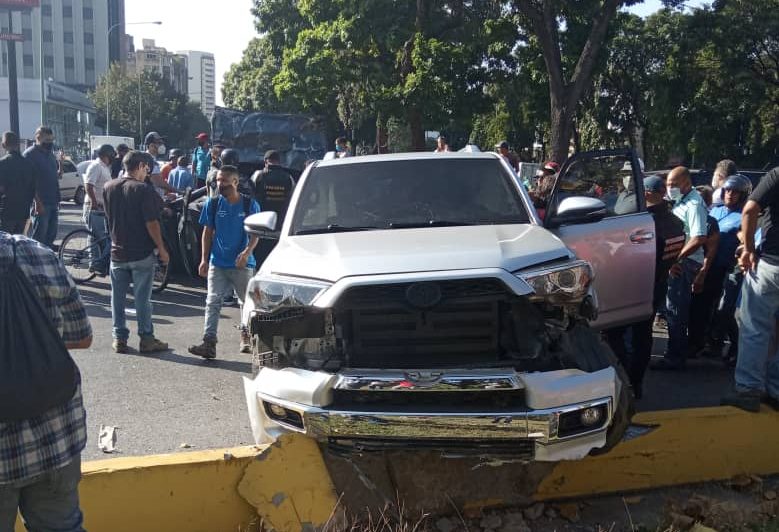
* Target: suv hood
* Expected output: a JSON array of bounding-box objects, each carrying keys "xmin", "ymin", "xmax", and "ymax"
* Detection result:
[{"xmin": 266, "ymin": 225, "xmax": 572, "ymax": 282}]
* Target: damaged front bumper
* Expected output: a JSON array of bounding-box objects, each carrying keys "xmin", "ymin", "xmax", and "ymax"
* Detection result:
[{"xmin": 243, "ymin": 366, "xmax": 617, "ymax": 461}]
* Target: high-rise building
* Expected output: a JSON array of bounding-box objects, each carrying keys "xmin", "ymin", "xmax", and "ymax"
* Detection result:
[
  {"xmin": 127, "ymin": 38, "xmax": 188, "ymax": 97},
  {"xmin": 179, "ymin": 50, "xmax": 215, "ymax": 118},
  {"xmin": 0, "ymin": 0, "xmax": 123, "ymax": 89},
  {"xmin": 0, "ymin": 0, "xmax": 123, "ymax": 153}
]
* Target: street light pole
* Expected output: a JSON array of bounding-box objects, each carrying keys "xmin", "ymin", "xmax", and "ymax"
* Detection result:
[{"xmin": 105, "ymin": 20, "xmax": 162, "ymax": 136}]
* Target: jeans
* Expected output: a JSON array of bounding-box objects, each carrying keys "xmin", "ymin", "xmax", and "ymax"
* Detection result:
[
  {"xmin": 665, "ymin": 258, "xmax": 701, "ymax": 363},
  {"xmin": 735, "ymin": 260, "xmax": 779, "ymax": 398},
  {"xmin": 82, "ymin": 208, "xmax": 110, "ymax": 271},
  {"xmin": 31, "ymin": 204, "xmax": 58, "ymax": 249},
  {"xmin": 204, "ymin": 265, "xmax": 252, "ymax": 340},
  {"xmin": 605, "ymin": 316, "xmax": 654, "ymax": 390},
  {"xmin": 713, "ymin": 270, "xmax": 744, "ymax": 355},
  {"xmin": 688, "ymin": 265, "xmax": 728, "ymax": 350},
  {"xmin": 110, "ymin": 253, "xmax": 155, "ymax": 341},
  {"xmin": 0, "ymin": 457, "xmax": 84, "ymax": 532}
]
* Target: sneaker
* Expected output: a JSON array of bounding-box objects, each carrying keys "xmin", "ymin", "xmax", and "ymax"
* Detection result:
[
  {"xmin": 763, "ymin": 396, "xmax": 779, "ymax": 411},
  {"xmin": 112, "ymin": 339, "xmax": 128, "ymax": 354},
  {"xmin": 240, "ymin": 330, "xmax": 252, "ymax": 354},
  {"xmin": 188, "ymin": 338, "xmax": 217, "ymax": 360},
  {"xmin": 223, "ymin": 294, "xmax": 237, "ymax": 307},
  {"xmin": 721, "ymin": 390, "xmax": 762, "ymax": 413},
  {"xmin": 139, "ymin": 336, "xmax": 169, "ymax": 353}
]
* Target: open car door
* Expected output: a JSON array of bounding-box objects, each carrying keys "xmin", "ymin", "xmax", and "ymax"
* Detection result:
[{"xmin": 545, "ymin": 149, "xmax": 655, "ymax": 329}]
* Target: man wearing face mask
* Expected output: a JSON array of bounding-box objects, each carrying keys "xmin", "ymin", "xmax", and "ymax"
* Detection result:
[
  {"xmin": 23, "ymin": 126, "xmax": 60, "ymax": 248},
  {"xmin": 189, "ymin": 165, "xmax": 260, "ymax": 360},
  {"xmin": 143, "ymin": 131, "xmax": 175, "ymax": 196},
  {"xmin": 651, "ymin": 166, "xmax": 709, "ymax": 370}
]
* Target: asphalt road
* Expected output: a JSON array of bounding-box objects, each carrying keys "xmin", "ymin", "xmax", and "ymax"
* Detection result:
[{"xmin": 52, "ymin": 203, "xmax": 733, "ymax": 461}]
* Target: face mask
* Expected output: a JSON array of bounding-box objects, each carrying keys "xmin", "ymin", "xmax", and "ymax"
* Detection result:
[
  {"xmin": 622, "ymin": 176, "xmax": 632, "ymax": 190},
  {"xmin": 668, "ymin": 187, "xmax": 682, "ymax": 202},
  {"xmin": 157, "ymin": 144, "xmax": 166, "ymax": 156},
  {"xmin": 335, "ymin": 145, "xmax": 344, "ymax": 152}
]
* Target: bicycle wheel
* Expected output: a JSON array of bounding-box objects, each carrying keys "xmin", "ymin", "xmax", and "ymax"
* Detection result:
[{"xmin": 59, "ymin": 229, "xmax": 98, "ymax": 284}]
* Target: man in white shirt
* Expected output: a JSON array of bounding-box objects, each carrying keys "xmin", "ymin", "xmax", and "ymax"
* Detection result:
[{"xmin": 82, "ymin": 144, "xmax": 115, "ymax": 275}]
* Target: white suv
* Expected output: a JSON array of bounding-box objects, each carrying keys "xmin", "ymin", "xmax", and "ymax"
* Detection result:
[{"xmin": 242, "ymin": 150, "xmax": 655, "ymax": 461}]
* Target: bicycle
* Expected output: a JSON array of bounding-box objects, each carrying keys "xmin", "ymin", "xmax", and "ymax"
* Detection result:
[{"xmin": 58, "ymin": 228, "xmax": 171, "ymax": 293}]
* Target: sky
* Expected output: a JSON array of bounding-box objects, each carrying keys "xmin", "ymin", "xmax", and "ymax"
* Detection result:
[{"xmin": 125, "ymin": 0, "xmax": 708, "ymax": 108}]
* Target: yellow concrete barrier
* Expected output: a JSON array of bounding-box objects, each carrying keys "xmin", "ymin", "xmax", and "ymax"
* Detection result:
[{"xmin": 12, "ymin": 407, "xmax": 779, "ymax": 532}]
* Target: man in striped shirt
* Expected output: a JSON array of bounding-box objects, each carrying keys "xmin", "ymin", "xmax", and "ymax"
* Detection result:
[{"xmin": 0, "ymin": 232, "xmax": 92, "ymax": 532}]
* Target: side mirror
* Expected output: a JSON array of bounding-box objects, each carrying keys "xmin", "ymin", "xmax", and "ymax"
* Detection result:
[
  {"xmin": 244, "ymin": 212, "xmax": 278, "ymax": 236},
  {"xmin": 549, "ymin": 196, "xmax": 607, "ymax": 227}
]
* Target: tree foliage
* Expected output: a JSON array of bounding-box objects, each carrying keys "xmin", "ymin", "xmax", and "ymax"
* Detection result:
[
  {"xmin": 90, "ymin": 64, "xmax": 210, "ymax": 149},
  {"xmin": 222, "ymin": 0, "xmax": 779, "ymax": 167}
]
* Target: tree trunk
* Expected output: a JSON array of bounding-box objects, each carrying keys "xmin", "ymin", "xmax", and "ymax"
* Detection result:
[
  {"xmin": 375, "ymin": 112, "xmax": 389, "ymax": 154},
  {"xmin": 407, "ymin": 107, "xmax": 426, "ymax": 151},
  {"xmin": 549, "ymin": 94, "xmax": 573, "ymax": 163}
]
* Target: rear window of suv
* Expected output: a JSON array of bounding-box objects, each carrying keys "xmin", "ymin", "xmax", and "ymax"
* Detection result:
[{"xmin": 291, "ymin": 158, "xmax": 530, "ymax": 235}]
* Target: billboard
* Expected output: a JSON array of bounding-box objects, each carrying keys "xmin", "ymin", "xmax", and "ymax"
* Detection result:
[{"xmin": 0, "ymin": 0, "xmax": 40, "ymax": 7}]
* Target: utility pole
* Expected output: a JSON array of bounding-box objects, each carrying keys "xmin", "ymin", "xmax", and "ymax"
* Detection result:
[{"xmin": 4, "ymin": 9, "xmax": 20, "ymax": 136}]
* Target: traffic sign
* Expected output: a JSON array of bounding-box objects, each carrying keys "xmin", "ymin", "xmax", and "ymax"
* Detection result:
[{"xmin": 0, "ymin": 32, "xmax": 24, "ymax": 41}]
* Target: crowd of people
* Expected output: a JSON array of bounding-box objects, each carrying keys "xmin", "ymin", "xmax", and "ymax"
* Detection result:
[{"xmin": 2, "ymin": 125, "xmax": 779, "ymax": 529}]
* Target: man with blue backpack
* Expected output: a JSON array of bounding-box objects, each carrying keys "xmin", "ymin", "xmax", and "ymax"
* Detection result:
[{"xmin": 188, "ymin": 165, "xmax": 260, "ymax": 359}]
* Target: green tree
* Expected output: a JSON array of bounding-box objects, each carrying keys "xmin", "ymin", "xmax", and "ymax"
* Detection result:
[{"xmin": 90, "ymin": 64, "xmax": 209, "ymax": 149}]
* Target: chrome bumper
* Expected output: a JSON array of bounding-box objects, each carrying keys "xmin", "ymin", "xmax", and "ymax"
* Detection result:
[{"xmin": 244, "ymin": 367, "xmax": 618, "ymax": 460}]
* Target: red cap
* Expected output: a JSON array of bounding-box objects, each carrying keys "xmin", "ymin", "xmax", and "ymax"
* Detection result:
[
  {"xmin": 543, "ymin": 161, "xmax": 560, "ymax": 173},
  {"xmin": 196, "ymin": 133, "xmax": 209, "ymax": 141}
]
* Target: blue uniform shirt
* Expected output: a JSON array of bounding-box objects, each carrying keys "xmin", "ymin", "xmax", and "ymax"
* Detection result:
[
  {"xmin": 193, "ymin": 146, "xmax": 211, "ymax": 180},
  {"xmin": 168, "ymin": 167, "xmax": 194, "ymax": 192},
  {"xmin": 199, "ymin": 195, "xmax": 260, "ymax": 269},
  {"xmin": 710, "ymin": 205, "xmax": 743, "ymax": 270}
]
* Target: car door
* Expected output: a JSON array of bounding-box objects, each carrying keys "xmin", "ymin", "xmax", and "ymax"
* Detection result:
[
  {"xmin": 544, "ymin": 149, "xmax": 655, "ymax": 329},
  {"xmin": 59, "ymin": 160, "xmax": 79, "ymax": 198}
]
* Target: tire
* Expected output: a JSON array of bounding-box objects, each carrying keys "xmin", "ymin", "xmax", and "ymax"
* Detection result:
[
  {"xmin": 59, "ymin": 229, "xmax": 98, "ymax": 284},
  {"xmin": 73, "ymin": 186, "xmax": 85, "ymax": 206},
  {"xmin": 557, "ymin": 323, "xmax": 635, "ymax": 455}
]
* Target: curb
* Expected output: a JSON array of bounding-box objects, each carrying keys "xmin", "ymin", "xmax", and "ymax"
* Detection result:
[{"xmin": 14, "ymin": 406, "xmax": 779, "ymax": 532}]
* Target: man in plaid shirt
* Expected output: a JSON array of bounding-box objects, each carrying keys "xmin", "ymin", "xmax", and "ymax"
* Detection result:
[{"xmin": 0, "ymin": 232, "xmax": 92, "ymax": 531}]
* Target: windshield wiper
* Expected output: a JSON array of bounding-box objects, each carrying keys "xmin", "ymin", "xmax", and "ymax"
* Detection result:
[
  {"xmin": 388, "ymin": 220, "xmax": 475, "ymax": 229},
  {"xmin": 295, "ymin": 224, "xmax": 379, "ymax": 235}
]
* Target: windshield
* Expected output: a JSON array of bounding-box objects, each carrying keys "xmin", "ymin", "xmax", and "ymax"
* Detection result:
[{"xmin": 290, "ymin": 158, "xmax": 530, "ymax": 235}]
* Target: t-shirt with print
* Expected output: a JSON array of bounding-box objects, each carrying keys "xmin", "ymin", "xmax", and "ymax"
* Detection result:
[
  {"xmin": 199, "ymin": 195, "xmax": 260, "ymax": 269},
  {"xmin": 103, "ymin": 177, "xmax": 163, "ymax": 262},
  {"xmin": 749, "ymin": 167, "xmax": 779, "ymax": 265},
  {"xmin": 83, "ymin": 159, "xmax": 112, "ymax": 209},
  {"xmin": 672, "ymin": 188, "xmax": 708, "ymax": 264}
]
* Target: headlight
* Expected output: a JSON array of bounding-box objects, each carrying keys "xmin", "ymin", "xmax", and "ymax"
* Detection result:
[
  {"xmin": 247, "ymin": 275, "xmax": 331, "ymax": 312},
  {"xmin": 519, "ymin": 260, "xmax": 593, "ymax": 302}
]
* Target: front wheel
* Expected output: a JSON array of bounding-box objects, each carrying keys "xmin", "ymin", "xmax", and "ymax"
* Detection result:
[
  {"xmin": 59, "ymin": 229, "xmax": 97, "ymax": 284},
  {"xmin": 73, "ymin": 186, "xmax": 85, "ymax": 206}
]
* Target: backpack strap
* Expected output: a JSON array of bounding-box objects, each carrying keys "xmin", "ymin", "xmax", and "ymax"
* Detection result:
[
  {"xmin": 208, "ymin": 196, "xmax": 218, "ymax": 228},
  {"xmin": 241, "ymin": 194, "xmax": 252, "ymax": 218}
]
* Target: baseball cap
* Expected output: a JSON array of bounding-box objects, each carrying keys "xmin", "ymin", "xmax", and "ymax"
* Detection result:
[
  {"xmin": 495, "ymin": 140, "xmax": 509, "ymax": 149},
  {"xmin": 542, "ymin": 161, "xmax": 560, "ymax": 173},
  {"xmin": 144, "ymin": 131, "xmax": 163, "ymax": 145},
  {"xmin": 116, "ymin": 143, "xmax": 130, "ymax": 153},
  {"xmin": 643, "ymin": 175, "xmax": 665, "ymax": 193},
  {"xmin": 196, "ymin": 132, "xmax": 209, "ymax": 141},
  {"xmin": 264, "ymin": 150, "xmax": 280, "ymax": 161}
]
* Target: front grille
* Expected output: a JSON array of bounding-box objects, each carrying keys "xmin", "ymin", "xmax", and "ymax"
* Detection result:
[
  {"xmin": 340, "ymin": 279, "xmax": 509, "ymax": 309},
  {"xmin": 327, "ymin": 437, "xmax": 535, "ymax": 458},
  {"xmin": 339, "ymin": 279, "xmax": 511, "ymax": 367},
  {"xmin": 332, "ymin": 389, "xmax": 526, "ymax": 412}
]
